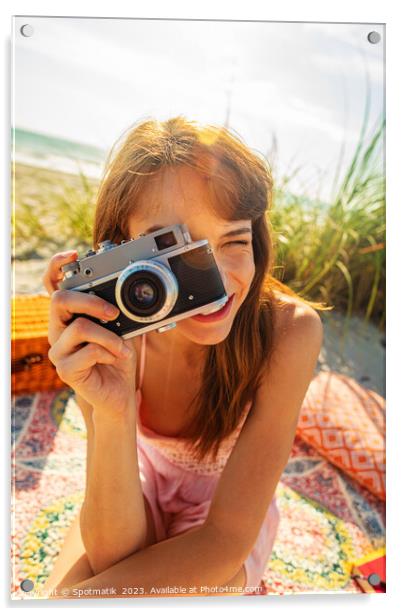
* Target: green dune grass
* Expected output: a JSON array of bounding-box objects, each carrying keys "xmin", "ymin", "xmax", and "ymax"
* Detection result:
[{"xmin": 270, "ymin": 114, "xmax": 385, "ymax": 329}]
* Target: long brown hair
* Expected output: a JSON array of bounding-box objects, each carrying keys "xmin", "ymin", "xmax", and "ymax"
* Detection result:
[{"xmin": 93, "ymin": 116, "xmax": 333, "ymax": 463}]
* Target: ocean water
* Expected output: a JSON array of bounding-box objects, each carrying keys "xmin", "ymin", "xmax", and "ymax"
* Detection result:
[{"xmin": 12, "ymin": 127, "xmax": 106, "ymax": 179}]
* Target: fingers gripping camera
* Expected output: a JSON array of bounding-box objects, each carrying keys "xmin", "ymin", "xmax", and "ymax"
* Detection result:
[{"xmin": 59, "ymin": 224, "xmax": 228, "ymax": 338}]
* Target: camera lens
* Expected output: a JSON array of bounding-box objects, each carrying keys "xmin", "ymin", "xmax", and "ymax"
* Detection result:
[
  {"xmin": 115, "ymin": 260, "xmax": 179, "ymax": 323},
  {"xmin": 121, "ymin": 272, "xmax": 166, "ymax": 316},
  {"xmin": 132, "ymin": 280, "xmax": 157, "ymax": 307}
]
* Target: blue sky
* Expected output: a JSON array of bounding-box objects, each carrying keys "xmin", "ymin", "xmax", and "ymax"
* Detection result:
[{"xmin": 13, "ymin": 17, "xmax": 384, "ymax": 201}]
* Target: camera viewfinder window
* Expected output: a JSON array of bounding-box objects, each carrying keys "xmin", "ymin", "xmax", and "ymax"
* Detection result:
[{"xmin": 155, "ymin": 231, "xmax": 177, "ymax": 251}]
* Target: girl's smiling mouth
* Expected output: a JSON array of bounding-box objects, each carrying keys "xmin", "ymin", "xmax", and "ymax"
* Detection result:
[{"xmin": 191, "ymin": 294, "xmax": 235, "ymax": 323}]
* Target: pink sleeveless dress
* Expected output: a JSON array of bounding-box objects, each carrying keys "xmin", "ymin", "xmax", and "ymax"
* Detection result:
[{"xmin": 135, "ymin": 333, "xmax": 280, "ymax": 592}]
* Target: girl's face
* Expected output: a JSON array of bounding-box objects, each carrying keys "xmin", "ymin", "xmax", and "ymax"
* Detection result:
[{"xmin": 127, "ymin": 166, "xmax": 255, "ymax": 346}]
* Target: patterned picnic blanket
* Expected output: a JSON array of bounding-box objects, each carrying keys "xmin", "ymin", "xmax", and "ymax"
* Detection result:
[{"xmin": 11, "ymin": 381, "xmax": 385, "ymax": 600}]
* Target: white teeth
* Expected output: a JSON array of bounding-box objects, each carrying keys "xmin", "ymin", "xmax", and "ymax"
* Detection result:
[
  {"xmin": 209, "ymin": 296, "xmax": 230, "ymax": 313},
  {"xmin": 210, "ymin": 304, "xmax": 225, "ymax": 314}
]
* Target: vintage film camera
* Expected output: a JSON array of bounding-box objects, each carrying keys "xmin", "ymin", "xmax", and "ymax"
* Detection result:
[{"xmin": 59, "ymin": 223, "xmax": 228, "ymax": 338}]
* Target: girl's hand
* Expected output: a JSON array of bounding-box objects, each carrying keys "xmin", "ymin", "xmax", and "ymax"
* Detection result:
[
  {"xmin": 43, "ymin": 251, "xmax": 137, "ymax": 417},
  {"xmin": 42, "ymin": 250, "xmax": 79, "ymax": 294}
]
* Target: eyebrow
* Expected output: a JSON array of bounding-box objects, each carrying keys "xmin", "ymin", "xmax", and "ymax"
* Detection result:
[{"xmin": 145, "ymin": 225, "xmax": 252, "ymax": 239}]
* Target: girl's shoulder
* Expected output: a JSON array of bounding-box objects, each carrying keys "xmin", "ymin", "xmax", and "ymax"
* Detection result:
[
  {"xmin": 271, "ymin": 287, "xmax": 308, "ymax": 309},
  {"xmin": 271, "ymin": 288, "xmax": 319, "ymax": 340}
]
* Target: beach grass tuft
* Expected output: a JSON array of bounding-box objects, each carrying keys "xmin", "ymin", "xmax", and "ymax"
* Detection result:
[{"xmin": 269, "ymin": 113, "xmax": 385, "ymax": 329}]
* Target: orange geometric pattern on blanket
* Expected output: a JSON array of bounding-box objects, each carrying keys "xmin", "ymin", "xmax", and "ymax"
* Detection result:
[{"xmin": 296, "ymin": 371, "xmax": 385, "ymax": 501}]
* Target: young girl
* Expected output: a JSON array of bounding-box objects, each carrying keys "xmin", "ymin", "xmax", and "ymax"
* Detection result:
[{"xmin": 41, "ymin": 116, "xmax": 326, "ymax": 599}]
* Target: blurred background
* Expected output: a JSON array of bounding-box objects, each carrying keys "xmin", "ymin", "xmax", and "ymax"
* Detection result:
[{"xmin": 12, "ymin": 17, "xmax": 385, "ymax": 395}]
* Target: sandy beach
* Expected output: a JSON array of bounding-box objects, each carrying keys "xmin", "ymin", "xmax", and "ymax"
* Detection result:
[{"xmin": 12, "ymin": 258, "xmax": 385, "ymax": 399}]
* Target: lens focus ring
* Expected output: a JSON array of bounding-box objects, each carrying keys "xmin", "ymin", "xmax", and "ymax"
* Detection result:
[{"xmin": 115, "ymin": 260, "xmax": 178, "ymax": 322}]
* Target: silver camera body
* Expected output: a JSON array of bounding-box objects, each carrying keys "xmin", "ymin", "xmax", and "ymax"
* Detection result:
[{"xmin": 60, "ymin": 223, "xmax": 228, "ymax": 338}]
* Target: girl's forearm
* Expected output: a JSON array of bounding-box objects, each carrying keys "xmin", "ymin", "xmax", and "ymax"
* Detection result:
[
  {"xmin": 74, "ymin": 393, "xmax": 94, "ymax": 489},
  {"xmin": 75, "ymin": 392, "xmax": 94, "ymax": 431},
  {"xmin": 80, "ymin": 403, "xmax": 148, "ymax": 576},
  {"xmin": 58, "ymin": 523, "xmax": 243, "ymax": 598}
]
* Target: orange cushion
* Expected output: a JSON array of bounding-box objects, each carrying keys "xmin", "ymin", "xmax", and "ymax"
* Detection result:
[{"xmin": 296, "ymin": 371, "xmax": 385, "ymax": 500}]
